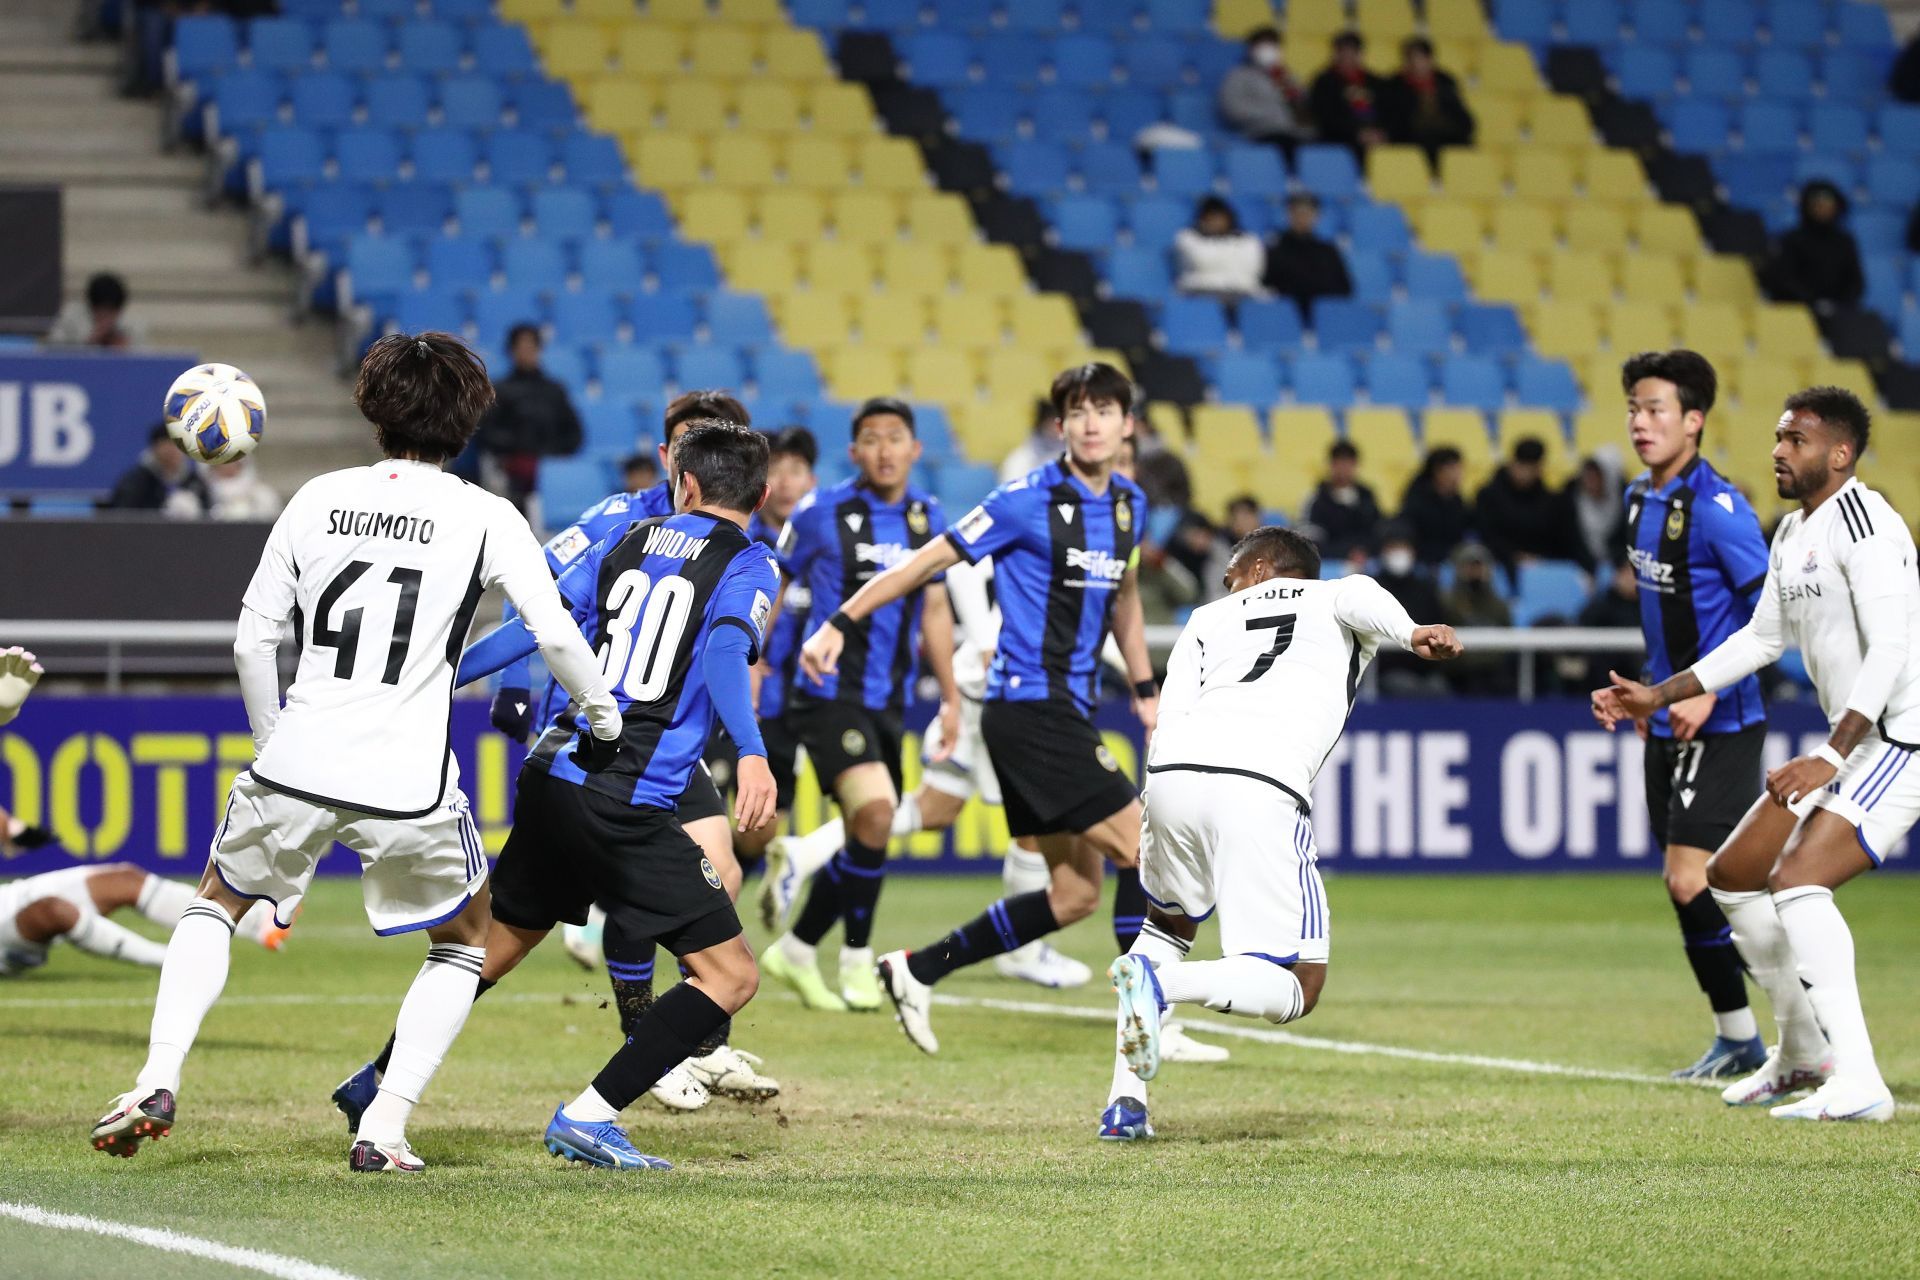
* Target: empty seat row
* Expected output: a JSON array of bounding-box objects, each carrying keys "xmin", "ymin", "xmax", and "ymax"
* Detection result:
[
  {"xmin": 244, "ymin": 123, "xmax": 626, "ymax": 191},
  {"xmin": 786, "ymin": 0, "xmax": 1218, "ymax": 35},
  {"xmin": 894, "ymin": 29, "xmax": 1239, "ymax": 90},
  {"xmin": 200, "ymin": 69, "xmax": 577, "ymax": 139},
  {"xmin": 1494, "ymin": 0, "xmax": 1895, "ymax": 51},
  {"xmin": 1608, "ymin": 44, "xmax": 1893, "ymax": 103},
  {"xmin": 172, "ymin": 14, "xmax": 538, "ymax": 81},
  {"xmin": 1203, "ymin": 349, "xmax": 1583, "ymax": 412},
  {"xmin": 1163, "ymin": 297, "xmax": 1527, "ymax": 355},
  {"xmin": 527, "ymin": 21, "xmax": 836, "ymax": 81},
  {"xmin": 340, "ymin": 232, "xmax": 726, "ymax": 297},
  {"xmin": 1664, "ymin": 100, "xmax": 1920, "ymax": 156}
]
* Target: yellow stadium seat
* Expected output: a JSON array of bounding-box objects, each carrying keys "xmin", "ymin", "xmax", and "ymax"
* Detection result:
[
  {"xmin": 807, "ymin": 82, "xmax": 879, "ymax": 136},
  {"xmin": 724, "ymin": 241, "xmax": 801, "ymax": 294},
  {"xmin": 1469, "ymin": 248, "xmax": 1542, "ymax": 306},
  {"xmin": 1546, "ymin": 250, "xmax": 1617, "ymax": 303},
  {"xmin": 573, "ymin": 0, "xmax": 636, "ymax": 21},
  {"xmin": 1437, "ymin": 38, "xmax": 1484, "ymax": 79},
  {"xmin": 1499, "ymin": 409, "xmax": 1571, "ymax": 482},
  {"xmin": 1807, "ymin": 358, "xmax": 1879, "ymax": 404},
  {"xmin": 1578, "ymin": 149, "xmax": 1648, "ymax": 203},
  {"xmin": 857, "ymin": 137, "xmax": 926, "ymax": 192},
  {"xmin": 1421, "ymin": 407, "xmax": 1497, "ymax": 484},
  {"xmin": 1526, "ymin": 97, "xmax": 1593, "ymax": 149},
  {"xmin": 1427, "ymin": 0, "xmax": 1492, "ymax": 39},
  {"xmin": 855, "ymin": 293, "xmax": 930, "ymax": 349},
  {"xmin": 542, "ymin": 21, "xmax": 613, "ymax": 78},
  {"xmin": 1604, "ymin": 299, "xmax": 1677, "ymax": 349},
  {"xmin": 1414, "ymin": 201, "xmax": 1487, "ymax": 256},
  {"xmin": 776, "ymin": 292, "xmax": 853, "ymax": 348},
  {"xmin": 982, "ymin": 348, "xmax": 1052, "ymax": 403},
  {"xmin": 1675, "ymin": 301, "xmax": 1747, "ymax": 355},
  {"xmin": 498, "ymin": 0, "xmax": 565, "ymax": 22},
  {"xmin": 1354, "ymin": 0, "xmax": 1418, "ymax": 43},
  {"xmin": 1472, "ymin": 92, "xmax": 1526, "ymax": 148},
  {"xmin": 736, "ymin": 82, "xmax": 802, "ymax": 133},
  {"xmin": 1562, "ymin": 205, "xmax": 1628, "ymax": 255},
  {"xmin": 1475, "ymin": 43, "xmax": 1545, "ymax": 95},
  {"xmin": 879, "ymin": 241, "xmax": 955, "ymax": 291},
  {"xmin": 1266, "ymin": 407, "xmax": 1338, "ymax": 469},
  {"xmin": 780, "ymin": 136, "xmax": 854, "ymax": 189},
  {"xmin": 1214, "ymin": 0, "xmax": 1275, "ymax": 39},
  {"xmin": 957, "ymin": 400, "xmax": 1037, "ymax": 460},
  {"xmin": 615, "ymin": 26, "xmax": 685, "ymax": 76},
  {"xmin": 1630, "ymin": 205, "xmax": 1702, "ymax": 257},
  {"xmin": 802, "ymin": 241, "xmax": 876, "ymax": 291},
  {"xmin": 1370, "ymin": 146, "xmax": 1437, "ymax": 203},
  {"xmin": 956, "ymin": 244, "xmax": 1025, "ymax": 294},
  {"xmin": 1006, "ymin": 295, "xmax": 1081, "ymax": 349},
  {"xmin": 1734, "ymin": 359, "xmax": 1800, "ymax": 412},
  {"xmin": 1617, "ymin": 252, "xmax": 1684, "ymax": 303},
  {"xmin": 762, "ymin": 28, "xmax": 834, "ymax": 80},
  {"xmin": 646, "ymin": 0, "xmax": 710, "ymax": 22},
  {"xmin": 1865, "ymin": 462, "xmax": 1920, "ymax": 532},
  {"xmin": 662, "ymin": 79, "xmax": 728, "ymax": 133},
  {"xmin": 680, "ymin": 188, "xmax": 750, "ymax": 243},
  {"xmin": 1573, "ymin": 407, "xmax": 1627, "ymax": 458},
  {"xmin": 1577, "ymin": 353, "xmax": 1624, "ymax": 398},
  {"xmin": 629, "ymin": 133, "xmax": 702, "ymax": 187},
  {"xmin": 584, "ymin": 79, "xmax": 655, "ymax": 133},
  {"xmin": 1440, "ymin": 149, "xmax": 1505, "ymax": 202},
  {"xmin": 1283, "ymin": 0, "xmax": 1347, "ymax": 39},
  {"xmin": 756, "ymin": 190, "xmax": 827, "ymax": 242},
  {"xmin": 1510, "ymin": 152, "xmax": 1575, "ymax": 203},
  {"xmin": 1490, "ymin": 203, "xmax": 1559, "ymax": 254},
  {"xmin": 708, "ymin": 133, "xmax": 776, "ymax": 186},
  {"xmin": 903, "ymin": 192, "xmax": 972, "ymax": 244},
  {"xmin": 1752, "ymin": 304, "xmax": 1823, "ymax": 360},
  {"xmin": 1192, "ymin": 404, "xmax": 1267, "ymax": 457},
  {"xmin": 1531, "ymin": 299, "xmax": 1602, "ymax": 360},
  {"xmin": 828, "ymin": 346, "xmax": 904, "ymax": 400},
  {"xmin": 1344, "ymin": 407, "xmax": 1421, "ymax": 496},
  {"xmin": 715, "ymin": 0, "xmax": 784, "ymax": 22},
  {"xmin": 907, "ymin": 348, "xmax": 978, "ymax": 403},
  {"xmin": 1690, "ymin": 255, "xmax": 1759, "ymax": 305},
  {"xmin": 932, "ymin": 294, "xmax": 1004, "ymax": 347},
  {"xmin": 831, "ymin": 191, "xmax": 902, "ymax": 244}
]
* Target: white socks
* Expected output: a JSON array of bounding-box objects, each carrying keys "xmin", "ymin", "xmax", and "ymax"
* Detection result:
[
  {"xmin": 786, "ymin": 819, "xmax": 845, "ymax": 880},
  {"xmin": 562, "ymin": 1085, "xmax": 619, "ymax": 1124},
  {"xmin": 357, "ymin": 943, "xmax": 484, "ymax": 1145},
  {"xmin": 775, "ymin": 932, "xmax": 816, "ymax": 968},
  {"xmin": 892, "ymin": 793, "xmax": 921, "ymax": 839},
  {"xmin": 1713, "ymin": 1007, "xmax": 1761, "ymax": 1042},
  {"xmin": 135, "ymin": 898, "xmax": 236, "ymax": 1094},
  {"xmin": 135, "ymin": 875, "xmax": 194, "ymax": 928},
  {"xmin": 64, "ymin": 914, "xmax": 168, "ymax": 968},
  {"xmin": 1712, "ymin": 888, "xmax": 1827, "ymax": 1063},
  {"xmin": 1157, "ymin": 955, "xmax": 1306, "ymax": 1024},
  {"xmin": 1774, "ymin": 886, "xmax": 1884, "ymax": 1087}
]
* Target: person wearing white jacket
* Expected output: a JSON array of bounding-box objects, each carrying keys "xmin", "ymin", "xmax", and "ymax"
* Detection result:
[{"xmin": 1172, "ymin": 196, "xmax": 1266, "ymax": 301}]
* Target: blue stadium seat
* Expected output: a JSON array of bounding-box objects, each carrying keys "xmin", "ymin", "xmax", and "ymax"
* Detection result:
[
  {"xmin": 1512, "ymin": 560, "xmax": 1591, "ymax": 625},
  {"xmin": 345, "ymin": 233, "xmax": 415, "ymax": 300},
  {"xmin": 1101, "ymin": 91, "xmax": 1167, "ymax": 141},
  {"xmin": 754, "ymin": 348, "xmax": 824, "ymax": 403},
  {"xmin": 1225, "ymin": 195, "xmax": 1272, "ymax": 237},
  {"xmin": 322, "ymin": 19, "xmax": 387, "ymax": 74},
  {"xmin": 486, "ymin": 129, "xmax": 555, "ymax": 185},
  {"xmin": 950, "ymin": 88, "xmax": 1022, "ymax": 139},
  {"xmin": 1628, "ymin": 0, "xmax": 1689, "ymax": 42},
  {"xmin": 1314, "ymin": 299, "xmax": 1382, "ymax": 353},
  {"xmin": 1290, "ymin": 353, "xmax": 1356, "ymax": 407},
  {"xmin": 1852, "ymin": 211, "xmax": 1905, "ymax": 254},
  {"xmin": 975, "ymin": 32, "xmax": 1048, "ymax": 84},
  {"xmin": 561, "ymin": 135, "xmax": 623, "ymax": 186},
  {"xmin": 1223, "ymin": 145, "xmax": 1287, "ymax": 197},
  {"xmin": 1718, "ymin": 153, "xmax": 1794, "ymax": 208},
  {"xmin": 1403, "ymin": 253, "xmax": 1468, "ymax": 304},
  {"xmin": 1125, "ymin": 195, "xmax": 1189, "ymax": 248},
  {"xmin": 454, "ymin": 185, "xmax": 519, "ymax": 237},
  {"xmin": 675, "ymin": 344, "xmax": 745, "ymax": 389},
  {"xmin": 471, "ymin": 26, "xmax": 537, "ymax": 76},
  {"xmin": 552, "ymin": 290, "xmax": 620, "ymax": 343},
  {"xmin": 397, "ymin": 22, "xmax": 461, "ymax": 74},
  {"xmin": 540, "ymin": 345, "xmax": 590, "ymax": 394},
  {"xmin": 1294, "ymin": 146, "xmax": 1360, "ymax": 199},
  {"xmin": 1515, "ymin": 357, "xmax": 1582, "ymax": 411},
  {"xmin": 859, "ymin": 0, "xmax": 919, "ymax": 28},
  {"xmin": 1213, "ymin": 351, "xmax": 1282, "ymax": 406},
  {"xmin": 1189, "ymin": 39, "xmax": 1239, "ymax": 86},
  {"xmin": 937, "ymin": 462, "xmax": 999, "ymax": 514},
  {"xmin": 1561, "ymin": 0, "xmax": 1623, "ymax": 46},
  {"xmin": 1668, "ymin": 101, "xmax": 1732, "ymax": 153},
  {"xmin": 1753, "ymin": 49, "xmax": 1815, "ymax": 100},
  {"xmin": 706, "ymin": 292, "xmax": 773, "ymax": 345},
  {"xmin": 1494, "ymin": 0, "xmax": 1554, "ymax": 44},
  {"xmin": 581, "ymin": 400, "xmax": 641, "ymax": 453},
  {"xmin": 375, "ymin": 184, "xmax": 451, "ymax": 236},
  {"xmin": 903, "ymin": 33, "xmax": 973, "ymax": 87},
  {"xmin": 1238, "ymin": 298, "xmax": 1305, "ymax": 347},
  {"xmin": 1764, "ymin": 1, "xmax": 1827, "ymax": 48},
  {"xmin": 438, "ymin": 75, "xmax": 502, "ymax": 129},
  {"xmin": 927, "ymin": 0, "xmax": 994, "ymax": 31},
  {"xmin": 578, "ymin": 239, "xmax": 643, "ymax": 285},
  {"xmin": 1346, "ymin": 203, "xmax": 1412, "ymax": 255},
  {"xmin": 205, "ymin": 68, "xmax": 280, "ymax": 138},
  {"xmin": 1366, "ymin": 354, "xmax": 1431, "ymax": 408},
  {"xmin": 1165, "ymin": 88, "xmax": 1214, "ymax": 133},
  {"xmin": 1697, "ymin": 0, "xmax": 1758, "ymax": 46},
  {"xmin": 513, "ymin": 80, "xmax": 579, "ymax": 131},
  {"xmin": 1459, "ymin": 303, "xmax": 1525, "ymax": 355},
  {"xmin": 652, "ymin": 241, "xmax": 720, "ymax": 291},
  {"xmin": 172, "ymin": 15, "xmax": 240, "ymax": 80},
  {"xmin": 1388, "ymin": 300, "xmax": 1451, "ymax": 355},
  {"xmin": 1151, "ymin": 148, "xmax": 1214, "ymax": 198},
  {"xmin": 1053, "ymin": 195, "xmax": 1120, "ymax": 251},
  {"xmin": 1122, "ymin": 37, "xmax": 1188, "ymax": 89},
  {"xmin": 1345, "ymin": 251, "xmax": 1394, "ymax": 304},
  {"xmin": 532, "ymin": 187, "xmax": 596, "ymax": 241},
  {"xmin": 411, "ymin": 126, "xmax": 478, "ymax": 183},
  {"xmin": 1880, "ymin": 106, "xmax": 1920, "ymax": 155},
  {"xmin": 604, "ymin": 190, "xmax": 674, "ymax": 240},
  {"xmin": 1836, "ymin": 1, "xmax": 1894, "ymax": 49},
  {"xmin": 426, "ymin": 235, "xmax": 494, "ymax": 291},
  {"xmin": 1616, "ymin": 47, "xmax": 1677, "ymax": 101},
  {"xmin": 365, "ymin": 74, "xmax": 431, "ymax": 129},
  {"xmin": 1107, "ymin": 246, "xmax": 1173, "ymax": 299},
  {"xmin": 1862, "ymin": 256, "xmax": 1905, "ymax": 318},
  {"xmin": 503, "ymin": 238, "xmax": 566, "ymax": 293},
  {"xmin": 1051, "ymin": 34, "xmax": 1116, "ymax": 89},
  {"xmin": 1737, "ymin": 102, "xmax": 1799, "ymax": 152},
  {"xmin": 1002, "ymin": 0, "xmax": 1068, "ymax": 32},
  {"xmin": 1029, "ymin": 88, "xmax": 1100, "ymax": 142},
  {"xmin": 1001, "ymin": 140, "xmax": 1070, "ymax": 194},
  {"xmin": 1821, "ymin": 51, "xmax": 1888, "ymax": 103},
  {"xmin": 539, "ymin": 458, "xmax": 616, "ymax": 525},
  {"xmin": 1440, "ymin": 355, "xmax": 1506, "ymax": 410},
  {"xmin": 296, "ymin": 183, "xmax": 374, "ymax": 251},
  {"xmin": 1080, "ymin": 140, "xmax": 1145, "ymax": 193},
  {"xmin": 255, "ymin": 124, "xmax": 327, "ymax": 187},
  {"xmin": 1866, "ymin": 155, "xmax": 1920, "ymax": 206},
  {"xmin": 336, "ymin": 125, "xmax": 403, "ymax": 184},
  {"xmin": 247, "ymin": 18, "xmax": 316, "ymax": 76},
  {"xmin": 1900, "ymin": 309, "xmax": 1920, "ymax": 360},
  {"xmin": 1145, "ymin": 0, "xmax": 1210, "ymax": 29},
  {"xmin": 788, "ymin": 0, "xmax": 852, "ymax": 25},
  {"xmin": 358, "ymin": 0, "xmax": 419, "ymax": 19},
  {"xmin": 1794, "ymin": 153, "xmax": 1856, "ymax": 191},
  {"xmin": 1681, "ymin": 49, "xmax": 1744, "ymax": 99},
  {"xmin": 1159, "ymin": 296, "xmax": 1230, "ymax": 354},
  {"xmin": 628, "ymin": 289, "xmax": 701, "ymax": 341},
  {"xmin": 598, "ymin": 346, "xmax": 669, "ymax": 404},
  {"xmin": 391, "ymin": 287, "xmax": 466, "ymax": 335},
  {"xmin": 289, "ymin": 71, "xmax": 354, "ymax": 128}
]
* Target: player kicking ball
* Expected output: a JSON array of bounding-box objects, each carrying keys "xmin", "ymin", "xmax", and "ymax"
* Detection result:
[
  {"xmin": 91, "ymin": 334, "xmax": 624, "ymax": 1171},
  {"xmin": 1105, "ymin": 526, "xmax": 1462, "ymax": 1139},
  {"xmin": 1596, "ymin": 387, "xmax": 1918, "ymax": 1123}
]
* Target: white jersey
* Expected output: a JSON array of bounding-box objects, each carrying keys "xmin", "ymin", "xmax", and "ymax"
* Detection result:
[
  {"xmin": 241, "ymin": 460, "xmax": 563, "ymax": 817},
  {"xmin": 1148, "ymin": 574, "xmax": 1416, "ymax": 807},
  {"xmin": 1694, "ymin": 477, "xmax": 1920, "ymax": 744}
]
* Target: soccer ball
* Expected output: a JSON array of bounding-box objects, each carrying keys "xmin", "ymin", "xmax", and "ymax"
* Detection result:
[{"xmin": 164, "ymin": 362, "xmax": 266, "ymax": 464}]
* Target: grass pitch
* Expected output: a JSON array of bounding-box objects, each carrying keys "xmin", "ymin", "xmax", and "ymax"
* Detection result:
[{"xmin": 5, "ymin": 873, "xmax": 1920, "ymax": 1279}]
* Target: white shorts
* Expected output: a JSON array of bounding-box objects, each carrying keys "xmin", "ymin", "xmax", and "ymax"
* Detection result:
[
  {"xmin": 1805, "ymin": 737, "xmax": 1919, "ymax": 866},
  {"xmin": 0, "ymin": 867, "xmax": 100, "ymax": 973},
  {"xmin": 920, "ymin": 696, "xmax": 1002, "ymax": 808},
  {"xmin": 1139, "ymin": 768, "xmax": 1329, "ymax": 963},
  {"xmin": 212, "ymin": 771, "xmax": 487, "ymax": 935}
]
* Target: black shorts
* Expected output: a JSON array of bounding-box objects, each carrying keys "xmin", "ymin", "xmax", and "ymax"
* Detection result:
[
  {"xmin": 981, "ymin": 698, "xmax": 1138, "ymax": 839},
  {"xmin": 492, "ymin": 768, "xmax": 740, "ymax": 954},
  {"xmin": 675, "ymin": 759, "xmax": 726, "ymax": 825},
  {"xmin": 706, "ymin": 713, "xmax": 802, "ymax": 814},
  {"xmin": 1644, "ymin": 723, "xmax": 1767, "ymax": 851},
  {"xmin": 789, "ymin": 694, "xmax": 904, "ymax": 796}
]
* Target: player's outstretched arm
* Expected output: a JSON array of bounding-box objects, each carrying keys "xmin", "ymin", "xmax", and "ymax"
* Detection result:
[
  {"xmin": 456, "ymin": 617, "xmax": 539, "ymax": 687},
  {"xmin": 800, "ymin": 536, "xmax": 964, "ymax": 680},
  {"xmin": 1408, "ymin": 625, "xmax": 1464, "ymax": 660},
  {"xmin": 0, "ymin": 647, "xmax": 44, "ymax": 726}
]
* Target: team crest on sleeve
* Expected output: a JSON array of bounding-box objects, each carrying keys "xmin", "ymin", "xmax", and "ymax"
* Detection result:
[
  {"xmin": 700, "ymin": 857, "xmax": 722, "ymax": 889},
  {"xmin": 1114, "ymin": 498, "xmax": 1132, "ymax": 533},
  {"xmin": 545, "ymin": 527, "xmax": 590, "ymax": 564},
  {"xmin": 750, "ymin": 589, "xmax": 772, "ymax": 634},
  {"xmin": 907, "ymin": 502, "xmax": 930, "ymax": 536},
  {"xmin": 1095, "ymin": 744, "xmax": 1120, "ymax": 772},
  {"xmin": 1664, "ymin": 504, "xmax": 1686, "ymax": 541},
  {"xmin": 955, "ymin": 505, "xmax": 994, "ymax": 543}
]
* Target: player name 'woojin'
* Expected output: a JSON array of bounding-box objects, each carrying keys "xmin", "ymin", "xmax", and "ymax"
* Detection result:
[
  {"xmin": 642, "ymin": 525, "xmax": 709, "ymax": 560},
  {"xmin": 324, "ymin": 509, "xmax": 435, "ymax": 543}
]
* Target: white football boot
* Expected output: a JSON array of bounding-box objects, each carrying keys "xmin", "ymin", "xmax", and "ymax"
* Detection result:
[
  {"xmin": 646, "ymin": 1060, "xmax": 711, "ymax": 1112},
  {"xmin": 994, "ymin": 941, "xmax": 1093, "ymax": 989},
  {"xmin": 1769, "ymin": 1075, "xmax": 1895, "ymax": 1122},
  {"xmin": 877, "ymin": 950, "xmax": 938, "ymax": 1054},
  {"xmin": 1721, "ymin": 1046, "xmax": 1833, "ymax": 1107},
  {"xmin": 1159, "ymin": 1020, "xmax": 1230, "ymax": 1064},
  {"xmin": 686, "ymin": 1045, "xmax": 781, "ymax": 1099}
]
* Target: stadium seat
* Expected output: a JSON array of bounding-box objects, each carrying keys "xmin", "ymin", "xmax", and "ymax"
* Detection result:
[
  {"xmin": 1366, "ymin": 353, "xmax": 1431, "ymax": 409},
  {"xmin": 1289, "ymin": 353, "xmax": 1357, "ymax": 407},
  {"xmin": 1388, "ymin": 300, "xmax": 1452, "ymax": 355},
  {"xmin": 1514, "ymin": 358, "xmax": 1582, "ymax": 412},
  {"xmin": 1239, "ymin": 298, "xmax": 1305, "ymax": 347},
  {"xmin": 289, "ymin": 72, "xmax": 355, "ymax": 129},
  {"xmin": 1512, "ymin": 560, "xmax": 1591, "ymax": 625},
  {"xmin": 1314, "ymin": 300, "xmax": 1382, "ymax": 354},
  {"xmin": 1440, "ymin": 355, "xmax": 1506, "ymax": 411},
  {"xmin": 1213, "ymin": 351, "xmax": 1283, "ymax": 407}
]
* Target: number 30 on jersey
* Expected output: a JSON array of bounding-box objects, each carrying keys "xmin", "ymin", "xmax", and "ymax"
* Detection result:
[{"xmin": 597, "ymin": 569, "xmax": 694, "ymax": 702}]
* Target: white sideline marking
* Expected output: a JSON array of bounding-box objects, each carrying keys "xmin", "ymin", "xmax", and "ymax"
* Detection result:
[
  {"xmin": 0, "ymin": 1201, "xmax": 366, "ymax": 1280},
  {"xmin": 0, "ymin": 988, "xmax": 1706, "ymax": 1089}
]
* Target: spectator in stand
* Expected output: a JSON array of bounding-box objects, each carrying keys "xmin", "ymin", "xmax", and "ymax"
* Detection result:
[
  {"xmin": 1400, "ymin": 445, "xmax": 1472, "ymax": 567},
  {"xmin": 1378, "ymin": 37, "xmax": 1475, "ymax": 170},
  {"xmin": 1474, "ymin": 437, "xmax": 1571, "ymax": 571},
  {"xmin": 475, "ymin": 324, "xmax": 583, "ymax": 520},
  {"xmin": 1217, "ymin": 25, "xmax": 1312, "ymax": 159},
  {"xmin": 1565, "ymin": 454, "xmax": 1626, "ymax": 571},
  {"xmin": 1262, "ymin": 193, "xmax": 1353, "ymax": 322},
  {"xmin": 1374, "ymin": 521, "xmax": 1449, "ymax": 695},
  {"xmin": 45, "ymin": 273, "xmax": 146, "ymax": 349},
  {"xmin": 999, "ymin": 398, "xmax": 1063, "ymax": 481},
  {"xmin": 1308, "ymin": 31, "xmax": 1388, "ymax": 159},
  {"xmin": 1442, "ymin": 543, "xmax": 1515, "ymax": 695},
  {"xmin": 621, "ymin": 451, "xmax": 660, "ymax": 494},
  {"xmin": 1173, "ymin": 196, "xmax": 1268, "ymax": 301},
  {"xmin": 1761, "ymin": 180, "xmax": 1865, "ymax": 314},
  {"xmin": 1304, "ymin": 439, "xmax": 1382, "ymax": 563},
  {"xmin": 106, "ymin": 424, "xmax": 209, "ymax": 517},
  {"xmin": 1891, "ymin": 30, "xmax": 1920, "ymax": 102},
  {"xmin": 205, "ymin": 457, "xmax": 280, "ymax": 520}
]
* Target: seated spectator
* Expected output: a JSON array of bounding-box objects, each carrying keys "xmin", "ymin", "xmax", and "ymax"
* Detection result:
[
  {"xmin": 1374, "ymin": 521, "xmax": 1449, "ymax": 695},
  {"xmin": 1304, "ymin": 440, "xmax": 1382, "ymax": 562},
  {"xmin": 1565, "ymin": 455, "xmax": 1625, "ymax": 571},
  {"xmin": 622, "ymin": 452, "xmax": 660, "ymax": 494},
  {"xmin": 1378, "ymin": 37, "xmax": 1475, "ymax": 169},
  {"xmin": 106, "ymin": 424, "xmax": 209, "ymax": 517},
  {"xmin": 1442, "ymin": 543, "xmax": 1515, "ymax": 695},
  {"xmin": 1217, "ymin": 25, "xmax": 1311, "ymax": 158},
  {"xmin": 1475, "ymin": 438, "xmax": 1573, "ymax": 570},
  {"xmin": 476, "ymin": 324, "xmax": 583, "ymax": 518},
  {"xmin": 45, "ymin": 272, "xmax": 146, "ymax": 349},
  {"xmin": 1262, "ymin": 193, "xmax": 1352, "ymax": 321},
  {"xmin": 1762, "ymin": 181, "xmax": 1864, "ymax": 314},
  {"xmin": 1400, "ymin": 445, "xmax": 1472, "ymax": 567},
  {"xmin": 1173, "ymin": 196, "xmax": 1267, "ymax": 301},
  {"xmin": 205, "ymin": 457, "xmax": 280, "ymax": 520},
  {"xmin": 1307, "ymin": 31, "xmax": 1388, "ymax": 157}
]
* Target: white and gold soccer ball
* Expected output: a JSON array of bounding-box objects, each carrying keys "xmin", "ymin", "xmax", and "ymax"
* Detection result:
[{"xmin": 163, "ymin": 362, "xmax": 266, "ymax": 464}]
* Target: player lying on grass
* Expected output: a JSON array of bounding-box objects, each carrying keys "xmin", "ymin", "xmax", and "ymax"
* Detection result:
[
  {"xmin": 1104, "ymin": 526, "xmax": 1462, "ymax": 1140},
  {"xmin": 3, "ymin": 864, "xmax": 289, "ymax": 977},
  {"xmin": 91, "ymin": 333, "xmax": 624, "ymax": 1172},
  {"xmin": 1595, "ymin": 387, "xmax": 1918, "ymax": 1123}
]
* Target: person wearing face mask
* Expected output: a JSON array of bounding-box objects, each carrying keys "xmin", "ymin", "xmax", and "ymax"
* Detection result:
[
  {"xmin": 1217, "ymin": 26, "xmax": 1310, "ymax": 158},
  {"xmin": 1173, "ymin": 196, "xmax": 1268, "ymax": 301},
  {"xmin": 1304, "ymin": 440, "xmax": 1382, "ymax": 562},
  {"xmin": 1373, "ymin": 522, "xmax": 1449, "ymax": 696}
]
